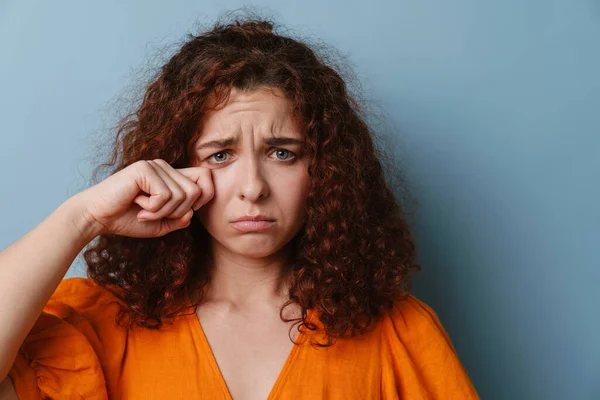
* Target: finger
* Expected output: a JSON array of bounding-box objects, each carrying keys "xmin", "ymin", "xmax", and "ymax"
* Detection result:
[
  {"xmin": 139, "ymin": 208, "xmax": 193, "ymax": 237},
  {"xmin": 159, "ymin": 209, "xmax": 194, "ymax": 235},
  {"xmin": 151, "ymin": 159, "xmax": 202, "ymax": 218},
  {"xmin": 138, "ymin": 160, "xmax": 185, "ymax": 220},
  {"xmin": 177, "ymin": 167, "xmax": 215, "ymax": 210},
  {"xmin": 132, "ymin": 161, "xmax": 172, "ymax": 213}
]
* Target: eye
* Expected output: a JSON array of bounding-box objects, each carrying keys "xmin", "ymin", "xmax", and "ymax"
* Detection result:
[
  {"xmin": 207, "ymin": 151, "xmax": 231, "ymax": 164},
  {"xmin": 271, "ymin": 149, "xmax": 297, "ymax": 162},
  {"xmin": 206, "ymin": 148, "xmax": 297, "ymax": 165}
]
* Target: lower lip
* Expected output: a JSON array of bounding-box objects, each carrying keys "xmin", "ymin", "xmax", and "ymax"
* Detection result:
[{"xmin": 230, "ymin": 220, "xmax": 274, "ymax": 232}]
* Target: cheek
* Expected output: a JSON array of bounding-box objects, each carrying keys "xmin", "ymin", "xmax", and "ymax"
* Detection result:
[
  {"xmin": 297, "ymin": 168, "xmax": 311, "ymax": 196},
  {"xmin": 286, "ymin": 174, "xmax": 311, "ymax": 209},
  {"xmin": 210, "ymin": 168, "xmax": 235, "ymax": 193}
]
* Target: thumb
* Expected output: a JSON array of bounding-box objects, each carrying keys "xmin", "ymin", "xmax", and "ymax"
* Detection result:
[{"xmin": 160, "ymin": 209, "xmax": 194, "ymax": 234}]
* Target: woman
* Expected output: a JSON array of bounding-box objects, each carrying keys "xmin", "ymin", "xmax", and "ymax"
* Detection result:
[{"xmin": 0, "ymin": 15, "xmax": 479, "ymax": 399}]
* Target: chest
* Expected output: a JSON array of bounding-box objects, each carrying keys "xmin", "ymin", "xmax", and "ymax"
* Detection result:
[
  {"xmin": 118, "ymin": 310, "xmax": 388, "ymax": 400},
  {"xmin": 196, "ymin": 307, "xmax": 303, "ymax": 400}
]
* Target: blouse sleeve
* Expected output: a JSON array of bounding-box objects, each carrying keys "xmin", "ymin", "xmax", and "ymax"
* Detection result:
[
  {"xmin": 7, "ymin": 277, "xmax": 128, "ymax": 399},
  {"xmin": 381, "ymin": 294, "xmax": 480, "ymax": 399}
]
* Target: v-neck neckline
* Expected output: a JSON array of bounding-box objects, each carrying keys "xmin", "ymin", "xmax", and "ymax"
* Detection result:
[{"xmin": 184, "ymin": 291, "xmax": 311, "ymax": 400}]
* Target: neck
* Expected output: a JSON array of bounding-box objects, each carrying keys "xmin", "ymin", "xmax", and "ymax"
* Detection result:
[{"xmin": 197, "ymin": 241, "xmax": 295, "ymax": 312}]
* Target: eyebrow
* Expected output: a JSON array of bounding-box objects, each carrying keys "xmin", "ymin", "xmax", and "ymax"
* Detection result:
[{"xmin": 196, "ymin": 136, "xmax": 305, "ymax": 150}]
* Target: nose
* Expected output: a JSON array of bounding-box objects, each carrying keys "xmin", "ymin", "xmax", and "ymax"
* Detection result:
[{"xmin": 236, "ymin": 157, "xmax": 269, "ymax": 201}]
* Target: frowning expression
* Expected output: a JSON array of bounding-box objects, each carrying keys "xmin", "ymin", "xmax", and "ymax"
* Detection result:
[{"xmin": 192, "ymin": 87, "xmax": 310, "ymax": 258}]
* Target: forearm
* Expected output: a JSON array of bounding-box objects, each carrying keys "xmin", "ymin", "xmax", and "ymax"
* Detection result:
[{"xmin": 0, "ymin": 193, "xmax": 103, "ymax": 379}]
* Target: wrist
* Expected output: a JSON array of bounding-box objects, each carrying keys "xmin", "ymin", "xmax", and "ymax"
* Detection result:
[{"xmin": 59, "ymin": 193, "xmax": 107, "ymax": 245}]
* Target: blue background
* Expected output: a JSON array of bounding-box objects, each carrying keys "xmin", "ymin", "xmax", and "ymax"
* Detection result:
[{"xmin": 1, "ymin": 1, "xmax": 598, "ymax": 398}]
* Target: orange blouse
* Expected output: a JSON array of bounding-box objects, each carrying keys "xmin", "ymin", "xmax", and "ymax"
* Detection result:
[{"xmin": 8, "ymin": 278, "xmax": 479, "ymax": 399}]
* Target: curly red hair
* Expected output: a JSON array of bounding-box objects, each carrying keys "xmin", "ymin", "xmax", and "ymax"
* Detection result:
[{"xmin": 83, "ymin": 11, "xmax": 421, "ymax": 347}]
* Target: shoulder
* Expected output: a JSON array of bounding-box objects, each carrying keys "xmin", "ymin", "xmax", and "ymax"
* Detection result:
[
  {"xmin": 378, "ymin": 294, "xmax": 480, "ymax": 399},
  {"xmin": 40, "ymin": 277, "xmax": 127, "ymax": 329},
  {"xmin": 382, "ymin": 294, "xmax": 456, "ymax": 348},
  {"xmin": 7, "ymin": 277, "xmax": 125, "ymax": 399},
  {"xmin": 48, "ymin": 277, "xmax": 124, "ymax": 307}
]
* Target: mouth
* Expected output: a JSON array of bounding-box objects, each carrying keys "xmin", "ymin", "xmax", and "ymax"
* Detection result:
[
  {"xmin": 230, "ymin": 215, "xmax": 275, "ymax": 223},
  {"xmin": 230, "ymin": 220, "xmax": 274, "ymax": 232}
]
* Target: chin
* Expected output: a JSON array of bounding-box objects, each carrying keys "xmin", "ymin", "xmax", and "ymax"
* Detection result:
[{"xmin": 232, "ymin": 238, "xmax": 289, "ymax": 257}]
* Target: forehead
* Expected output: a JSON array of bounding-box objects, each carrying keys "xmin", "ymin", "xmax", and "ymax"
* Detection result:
[
  {"xmin": 205, "ymin": 87, "xmax": 291, "ymax": 119},
  {"xmin": 198, "ymin": 87, "xmax": 301, "ymax": 137}
]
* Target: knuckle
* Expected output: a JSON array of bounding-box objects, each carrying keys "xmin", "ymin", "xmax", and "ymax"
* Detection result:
[
  {"xmin": 188, "ymin": 185, "xmax": 201, "ymax": 198},
  {"xmin": 146, "ymin": 202, "xmax": 162, "ymax": 212},
  {"xmin": 172, "ymin": 189, "xmax": 185, "ymax": 201},
  {"xmin": 159, "ymin": 190, "xmax": 173, "ymax": 201},
  {"xmin": 147, "ymin": 191, "xmax": 172, "ymax": 211}
]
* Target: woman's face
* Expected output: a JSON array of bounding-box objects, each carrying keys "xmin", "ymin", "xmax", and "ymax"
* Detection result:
[{"xmin": 192, "ymin": 87, "xmax": 310, "ymax": 259}]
